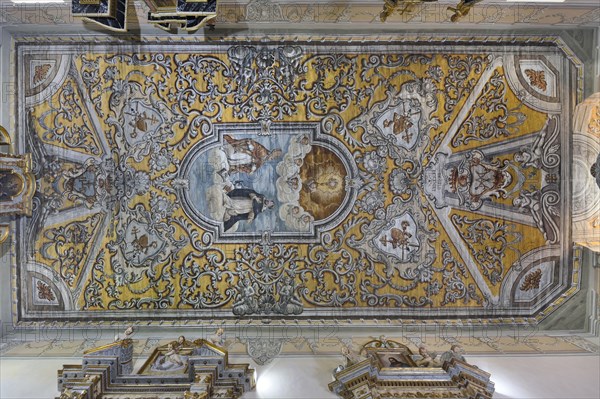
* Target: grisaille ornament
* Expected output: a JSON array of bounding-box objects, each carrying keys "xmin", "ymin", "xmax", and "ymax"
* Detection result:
[{"xmin": 245, "ymin": 337, "xmax": 284, "ymax": 365}]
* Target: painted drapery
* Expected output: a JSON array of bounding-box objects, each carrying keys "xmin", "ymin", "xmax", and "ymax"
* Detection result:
[{"xmin": 13, "ymin": 36, "xmax": 578, "ymax": 324}]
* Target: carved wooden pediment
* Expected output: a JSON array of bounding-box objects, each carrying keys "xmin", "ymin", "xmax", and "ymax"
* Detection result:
[
  {"xmin": 57, "ymin": 336, "xmax": 255, "ymax": 399},
  {"xmin": 330, "ymin": 341, "xmax": 494, "ymax": 399}
]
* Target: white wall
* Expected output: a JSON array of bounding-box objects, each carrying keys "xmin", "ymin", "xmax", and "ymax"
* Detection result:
[
  {"xmin": 1, "ymin": 354, "xmax": 599, "ymax": 399},
  {"xmin": 475, "ymin": 355, "xmax": 600, "ymax": 399}
]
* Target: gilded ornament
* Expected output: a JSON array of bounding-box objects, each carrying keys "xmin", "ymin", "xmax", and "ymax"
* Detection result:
[
  {"xmin": 59, "ymin": 336, "xmax": 254, "ymax": 398},
  {"xmin": 0, "ymin": 224, "xmax": 9, "ymax": 245},
  {"xmin": 330, "ymin": 343, "xmax": 491, "ymax": 398},
  {"xmin": 447, "ymin": 0, "xmax": 483, "ymax": 22},
  {"xmin": 380, "ymin": 0, "xmax": 437, "ymax": 22},
  {"xmin": 0, "ymin": 125, "xmax": 10, "ymax": 145}
]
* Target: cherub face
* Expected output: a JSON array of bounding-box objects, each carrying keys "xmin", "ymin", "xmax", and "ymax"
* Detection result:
[{"xmin": 299, "ymin": 135, "xmax": 310, "ymax": 145}]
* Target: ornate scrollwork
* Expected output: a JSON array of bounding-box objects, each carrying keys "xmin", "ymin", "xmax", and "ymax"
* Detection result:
[
  {"xmin": 439, "ymin": 241, "xmax": 483, "ymax": 306},
  {"xmin": 447, "ymin": 150, "xmax": 515, "ymax": 211},
  {"xmin": 442, "ymin": 54, "xmax": 488, "ymax": 121},
  {"xmin": 514, "ymin": 116, "xmax": 560, "ymax": 171},
  {"xmin": 513, "ymin": 187, "xmax": 560, "ymax": 245},
  {"xmin": 230, "ymin": 244, "xmax": 304, "ymax": 315},
  {"xmin": 37, "ymin": 79, "xmax": 101, "ymax": 155},
  {"xmin": 352, "ymin": 75, "xmax": 438, "ymax": 163},
  {"xmin": 82, "ymin": 250, "xmax": 106, "ymax": 310},
  {"xmin": 451, "ymin": 215, "xmax": 522, "ymax": 286},
  {"xmin": 452, "ymin": 70, "xmax": 525, "ymax": 148},
  {"xmin": 225, "ymin": 45, "xmax": 306, "ymax": 128},
  {"xmin": 41, "ymin": 213, "xmax": 104, "ymax": 287}
]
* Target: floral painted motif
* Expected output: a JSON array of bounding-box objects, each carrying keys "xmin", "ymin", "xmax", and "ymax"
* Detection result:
[{"xmin": 36, "ymin": 281, "xmax": 55, "ymax": 301}]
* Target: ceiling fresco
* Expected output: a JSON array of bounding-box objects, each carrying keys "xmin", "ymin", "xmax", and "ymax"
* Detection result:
[{"xmin": 12, "ymin": 36, "xmax": 579, "ymax": 324}]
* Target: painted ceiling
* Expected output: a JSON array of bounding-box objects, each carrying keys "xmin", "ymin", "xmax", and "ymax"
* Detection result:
[{"xmin": 12, "ymin": 36, "xmax": 579, "ymax": 325}]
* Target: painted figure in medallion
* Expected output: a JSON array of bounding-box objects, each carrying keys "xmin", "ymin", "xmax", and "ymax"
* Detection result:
[
  {"xmin": 190, "ymin": 129, "xmax": 351, "ymax": 237},
  {"xmin": 127, "ymin": 110, "xmax": 159, "ymax": 138},
  {"xmin": 223, "ymin": 188, "xmax": 275, "ymax": 231},
  {"xmin": 222, "ymin": 134, "xmax": 282, "ymax": 175},
  {"xmin": 128, "ymin": 226, "xmax": 158, "ymax": 257},
  {"xmin": 374, "ymin": 213, "xmax": 421, "ymax": 264},
  {"xmin": 297, "ymin": 146, "xmax": 347, "ymax": 220}
]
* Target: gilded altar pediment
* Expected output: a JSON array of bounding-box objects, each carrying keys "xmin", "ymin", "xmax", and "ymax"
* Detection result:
[
  {"xmin": 57, "ymin": 334, "xmax": 255, "ymax": 399},
  {"xmin": 330, "ymin": 339, "xmax": 494, "ymax": 399}
]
